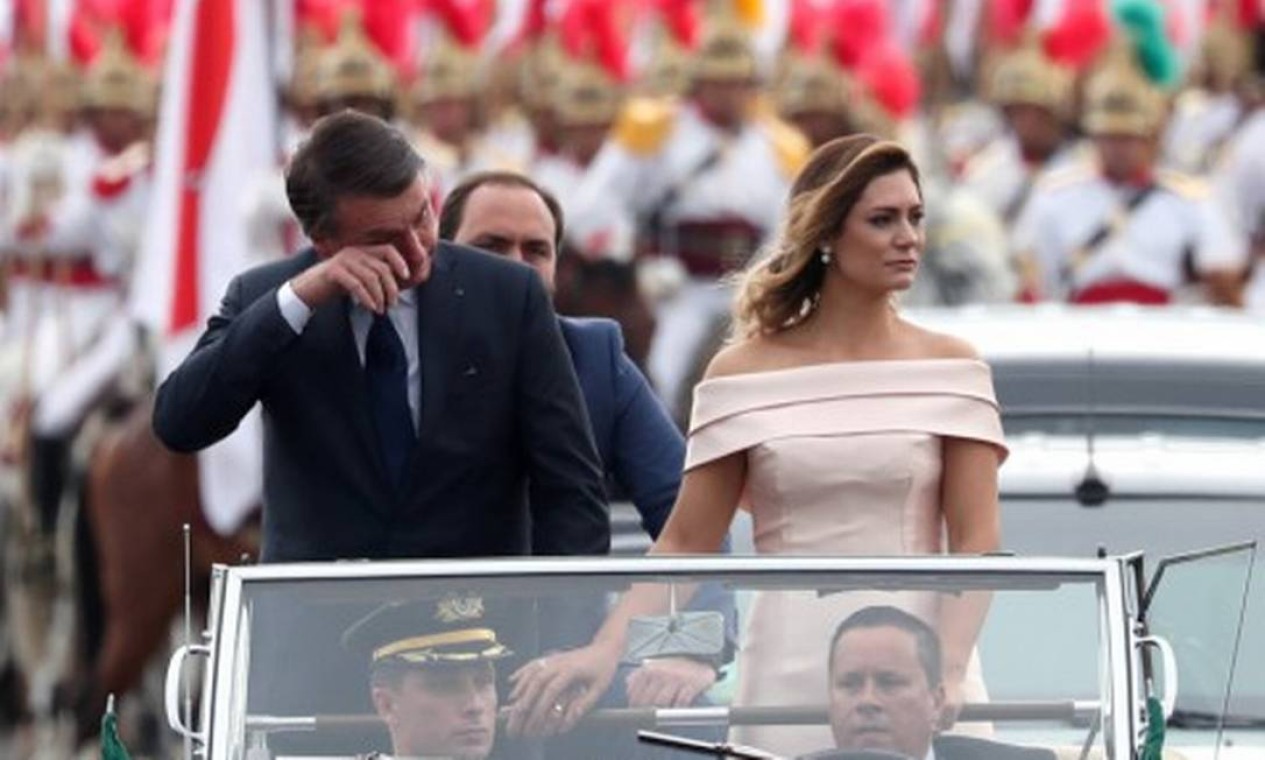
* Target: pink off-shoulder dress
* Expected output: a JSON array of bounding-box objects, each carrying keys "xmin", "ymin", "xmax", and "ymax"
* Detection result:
[{"xmin": 685, "ymin": 359, "xmax": 1008, "ymax": 756}]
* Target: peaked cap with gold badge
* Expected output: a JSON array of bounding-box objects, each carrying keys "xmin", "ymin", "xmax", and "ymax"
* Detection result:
[{"xmin": 342, "ymin": 594, "xmax": 514, "ymax": 668}]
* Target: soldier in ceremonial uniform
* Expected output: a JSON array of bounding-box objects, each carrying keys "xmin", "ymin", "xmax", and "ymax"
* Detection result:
[
  {"xmin": 569, "ymin": 4, "xmax": 809, "ymax": 416},
  {"xmin": 13, "ymin": 30, "xmax": 155, "ymax": 532},
  {"xmin": 1212, "ymin": 27, "xmax": 1265, "ymax": 312},
  {"xmin": 1014, "ymin": 38, "xmax": 1247, "ymax": 306},
  {"xmin": 1163, "ymin": 13, "xmax": 1256, "ymax": 175},
  {"xmin": 344, "ymin": 594, "xmax": 515, "ymax": 760},
  {"xmin": 407, "ymin": 17, "xmax": 522, "ymax": 201},
  {"xmin": 962, "ymin": 33, "xmax": 1085, "ymax": 228}
]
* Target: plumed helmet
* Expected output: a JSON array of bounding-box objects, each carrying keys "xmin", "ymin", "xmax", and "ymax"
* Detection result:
[
  {"xmin": 987, "ymin": 32, "xmax": 1074, "ymax": 118},
  {"xmin": 692, "ymin": 1, "xmax": 759, "ymax": 84},
  {"xmin": 773, "ymin": 52, "xmax": 851, "ymax": 118},
  {"xmin": 315, "ymin": 9, "xmax": 396, "ymax": 105},
  {"xmin": 552, "ymin": 61, "xmax": 623, "ymax": 127},
  {"xmin": 1199, "ymin": 15, "xmax": 1253, "ymax": 91},
  {"xmin": 412, "ymin": 33, "xmax": 481, "ymax": 104},
  {"xmin": 1082, "ymin": 39, "xmax": 1168, "ymax": 136},
  {"xmin": 83, "ymin": 28, "xmax": 155, "ymax": 115}
]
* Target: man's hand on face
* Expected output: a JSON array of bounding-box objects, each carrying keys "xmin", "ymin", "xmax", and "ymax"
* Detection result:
[
  {"xmin": 623, "ymin": 657, "xmax": 717, "ymax": 708},
  {"xmin": 290, "ymin": 243, "xmax": 413, "ymax": 314}
]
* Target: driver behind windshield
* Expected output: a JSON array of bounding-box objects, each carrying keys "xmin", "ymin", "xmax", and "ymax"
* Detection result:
[
  {"xmin": 343, "ymin": 595, "xmax": 513, "ymax": 760},
  {"xmin": 807, "ymin": 606, "xmax": 1054, "ymax": 760}
]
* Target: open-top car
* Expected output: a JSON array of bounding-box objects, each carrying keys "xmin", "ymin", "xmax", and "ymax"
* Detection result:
[{"xmin": 166, "ymin": 546, "xmax": 1256, "ymax": 760}]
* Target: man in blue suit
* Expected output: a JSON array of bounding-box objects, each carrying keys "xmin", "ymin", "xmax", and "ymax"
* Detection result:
[{"xmin": 439, "ymin": 171, "xmax": 734, "ymax": 720}]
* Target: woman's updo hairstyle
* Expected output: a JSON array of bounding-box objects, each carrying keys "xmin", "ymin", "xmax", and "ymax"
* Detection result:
[{"xmin": 732, "ymin": 134, "xmax": 920, "ymax": 338}]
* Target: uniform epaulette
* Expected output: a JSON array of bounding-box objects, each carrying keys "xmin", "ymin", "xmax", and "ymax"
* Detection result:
[
  {"xmin": 1157, "ymin": 169, "xmax": 1210, "ymax": 199},
  {"xmin": 756, "ymin": 111, "xmax": 811, "ymax": 179},
  {"xmin": 611, "ymin": 96, "xmax": 678, "ymax": 157}
]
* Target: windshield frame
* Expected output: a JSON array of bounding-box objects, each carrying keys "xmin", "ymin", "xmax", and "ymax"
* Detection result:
[{"xmin": 201, "ymin": 555, "xmax": 1136, "ymax": 760}]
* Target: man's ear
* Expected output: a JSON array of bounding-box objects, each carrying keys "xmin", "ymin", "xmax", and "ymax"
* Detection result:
[
  {"xmin": 371, "ymin": 685, "xmax": 397, "ymax": 726},
  {"xmin": 931, "ymin": 683, "xmax": 946, "ymax": 714}
]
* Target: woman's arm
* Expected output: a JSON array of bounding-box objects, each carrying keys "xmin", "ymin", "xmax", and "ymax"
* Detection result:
[
  {"xmin": 937, "ymin": 436, "xmax": 1002, "ymax": 725},
  {"xmin": 506, "ymin": 451, "xmax": 746, "ymax": 737}
]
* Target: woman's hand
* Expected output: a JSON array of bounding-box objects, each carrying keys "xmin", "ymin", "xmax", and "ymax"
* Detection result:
[{"xmin": 506, "ymin": 641, "xmax": 621, "ymax": 737}]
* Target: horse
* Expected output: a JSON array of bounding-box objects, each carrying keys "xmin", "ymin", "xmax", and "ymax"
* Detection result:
[{"xmin": 75, "ymin": 397, "xmax": 259, "ymax": 744}]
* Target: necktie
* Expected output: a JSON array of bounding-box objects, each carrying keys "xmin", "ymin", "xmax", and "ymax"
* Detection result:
[{"xmin": 365, "ymin": 313, "xmax": 416, "ymax": 488}]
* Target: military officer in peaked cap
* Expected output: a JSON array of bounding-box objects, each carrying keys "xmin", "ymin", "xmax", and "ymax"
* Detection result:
[{"xmin": 345, "ymin": 593, "xmax": 515, "ymax": 760}]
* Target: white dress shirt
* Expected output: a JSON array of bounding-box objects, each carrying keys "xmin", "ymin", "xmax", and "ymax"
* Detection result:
[{"xmin": 277, "ymin": 282, "xmax": 421, "ymax": 432}]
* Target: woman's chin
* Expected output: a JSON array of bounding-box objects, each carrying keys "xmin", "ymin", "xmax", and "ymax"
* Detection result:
[{"xmin": 886, "ymin": 275, "xmax": 916, "ymax": 293}]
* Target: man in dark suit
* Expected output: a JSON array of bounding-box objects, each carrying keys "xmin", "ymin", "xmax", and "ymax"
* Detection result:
[
  {"xmin": 439, "ymin": 172, "xmax": 733, "ymax": 754},
  {"xmin": 810, "ymin": 606, "xmax": 1055, "ymax": 760},
  {"xmin": 152, "ymin": 111, "xmax": 608, "ymax": 562}
]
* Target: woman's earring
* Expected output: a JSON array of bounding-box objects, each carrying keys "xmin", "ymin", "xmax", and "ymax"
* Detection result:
[{"xmin": 819, "ymin": 246, "xmax": 831, "ymax": 265}]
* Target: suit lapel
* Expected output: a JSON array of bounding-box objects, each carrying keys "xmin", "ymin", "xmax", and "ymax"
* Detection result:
[{"xmin": 404, "ymin": 244, "xmax": 462, "ymax": 495}]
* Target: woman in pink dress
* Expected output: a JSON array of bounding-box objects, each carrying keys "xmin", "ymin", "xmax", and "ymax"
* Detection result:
[{"xmin": 508, "ymin": 135, "xmax": 1007, "ymax": 756}]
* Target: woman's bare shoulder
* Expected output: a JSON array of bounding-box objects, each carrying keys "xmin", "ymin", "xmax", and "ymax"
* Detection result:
[
  {"xmin": 703, "ymin": 336, "xmax": 798, "ymax": 380},
  {"xmin": 900, "ymin": 322, "xmax": 982, "ymax": 361}
]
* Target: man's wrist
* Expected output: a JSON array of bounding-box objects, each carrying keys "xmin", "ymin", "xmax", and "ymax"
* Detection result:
[{"xmin": 277, "ymin": 281, "xmax": 314, "ymax": 334}]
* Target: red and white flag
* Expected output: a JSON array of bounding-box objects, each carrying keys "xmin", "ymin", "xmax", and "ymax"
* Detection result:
[{"xmin": 131, "ymin": 0, "xmax": 277, "ymax": 535}]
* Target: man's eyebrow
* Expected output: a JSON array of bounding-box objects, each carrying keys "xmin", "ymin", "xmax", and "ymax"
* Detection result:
[{"xmin": 360, "ymin": 224, "xmax": 408, "ymax": 239}]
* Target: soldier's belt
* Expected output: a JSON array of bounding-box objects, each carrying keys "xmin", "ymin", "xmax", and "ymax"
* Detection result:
[
  {"xmin": 670, "ymin": 220, "xmax": 763, "ymax": 278},
  {"xmin": 7, "ymin": 256, "xmax": 116, "ymax": 288}
]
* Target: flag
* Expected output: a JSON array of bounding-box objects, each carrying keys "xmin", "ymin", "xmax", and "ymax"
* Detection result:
[
  {"xmin": 131, "ymin": 0, "xmax": 277, "ymax": 535},
  {"xmin": 100, "ymin": 694, "xmax": 132, "ymax": 760}
]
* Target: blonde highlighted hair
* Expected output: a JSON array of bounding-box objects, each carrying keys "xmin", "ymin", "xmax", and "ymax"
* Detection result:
[{"xmin": 732, "ymin": 135, "xmax": 920, "ymax": 338}]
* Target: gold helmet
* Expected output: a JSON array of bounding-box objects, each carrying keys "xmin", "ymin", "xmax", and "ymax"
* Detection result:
[
  {"xmin": 83, "ymin": 28, "xmax": 155, "ymax": 115},
  {"xmin": 552, "ymin": 60, "xmax": 623, "ymax": 127},
  {"xmin": 987, "ymin": 32, "xmax": 1074, "ymax": 118},
  {"xmin": 773, "ymin": 52, "xmax": 849, "ymax": 117},
  {"xmin": 411, "ymin": 33, "xmax": 480, "ymax": 105},
  {"xmin": 518, "ymin": 32, "xmax": 564, "ymax": 113},
  {"xmin": 638, "ymin": 24, "xmax": 693, "ymax": 97},
  {"xmin": 693, "ymin": 2, "xmax": 759, "ymax": 83},
  {"xmin": 1, "ymin": 53, "xmax": 48, "ymax": 132},
  {"xmin": 1082, "ymin": 39, "xmax": 1168, "ymax": 137},
  {"xmin": 315, "ymin": 10, "xmax": 396, "ymax": 105},
  {"xmin": 1199, "ymin": 15, "xmax": 1253, "ymax": 92}
]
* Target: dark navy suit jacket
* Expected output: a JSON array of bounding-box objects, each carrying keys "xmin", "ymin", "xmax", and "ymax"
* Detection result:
[
  {"xmin": 557, "ymin": 316, "xmax": 736, "ymax": 646},
  {"xmin": 152, "ymin": 244, "xmax": 608, "ymax": 562},
  {"xmin": 559, "ymin": 316, "xmax": 682, "ymax": 534}
]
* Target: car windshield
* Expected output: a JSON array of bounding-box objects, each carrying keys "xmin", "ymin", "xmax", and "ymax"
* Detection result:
[{"xmin": 206, "ymin": 558, "xmax": 1121, "ymax": 760}]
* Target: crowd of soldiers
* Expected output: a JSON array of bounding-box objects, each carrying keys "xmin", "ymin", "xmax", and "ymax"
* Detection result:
[{"xmin": 2, "ymin": 1, "xmax": 1264, "ymax": 453}]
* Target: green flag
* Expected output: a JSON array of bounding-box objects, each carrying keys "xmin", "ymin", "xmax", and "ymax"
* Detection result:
[
  {"xmin": 100, "ymin": 694, "xmax": 132, "ymax": 760},
  {"xmin": 1140, "ymin": 695, "xmax": 1166, "ymax": 760}
]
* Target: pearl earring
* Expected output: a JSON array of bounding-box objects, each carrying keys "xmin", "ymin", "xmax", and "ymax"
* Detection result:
[{"xmin": 819, "ymin": 246, "xmax": 831, "ymax": 265}]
